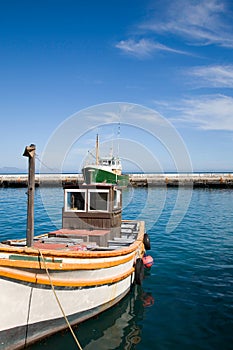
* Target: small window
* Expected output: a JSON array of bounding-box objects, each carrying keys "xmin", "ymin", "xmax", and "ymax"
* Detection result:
[
  {"xmin": 88, "ymin": 190, "xmax": 109, "ymax": 212},
  {"xmin": 65, "ymin": 190, "xmax": 86, "ymax": 212}
]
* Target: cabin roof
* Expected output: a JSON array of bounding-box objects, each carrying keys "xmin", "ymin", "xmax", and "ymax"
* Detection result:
[{"xmin": 63, "ymin": 183, "xmax": 118, "ymax": 190}]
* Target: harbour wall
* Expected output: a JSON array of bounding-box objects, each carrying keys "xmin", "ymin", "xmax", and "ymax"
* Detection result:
[{"xmin": 1, "ymin": 173, "xmax": 233, "ymax": 188}]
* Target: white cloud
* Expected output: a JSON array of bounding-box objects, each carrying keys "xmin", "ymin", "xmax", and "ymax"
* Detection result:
[
  {"xmin": 115, "ymin": 38, "xmax": 188, "ymax": 58},
  {"xmin": 115, "ymin": 1, "xmax": 233, "ymax": 59},
  {"xmin": 170, "ymin": 94, "xmax": 233, "ymax": 130},
  {"xmin": 189, "ymin": 65, "xmax": 233, "ymax": 87},
  {"xmin": 141, "ymin": 0, "xmax": 233, "ymax": 47}
]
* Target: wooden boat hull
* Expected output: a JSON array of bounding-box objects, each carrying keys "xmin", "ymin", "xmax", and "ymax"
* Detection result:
[
  {"xmin": 0, "ymin": 221, "xmax": 145, "ymax": 349},
  {"xmin": 0, "ymin": 277, "xmax": 132, "ymax": 350}
]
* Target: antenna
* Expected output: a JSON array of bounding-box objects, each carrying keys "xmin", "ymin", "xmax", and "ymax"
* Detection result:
[
  {"xmin": 117, "ymin": 122, "xmax": 120, "ymax": 158},
  {"xmin": 96, "ymin": 134, "xmax": 99, "ymax": 165}
]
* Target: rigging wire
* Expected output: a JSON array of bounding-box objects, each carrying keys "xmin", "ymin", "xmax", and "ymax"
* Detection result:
[{"xmin": 35, "ymin": 154, "xmax": 58, "ymax": 172}]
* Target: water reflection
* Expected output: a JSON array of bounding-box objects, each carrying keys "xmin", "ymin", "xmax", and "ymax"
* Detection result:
[{"xmin": 28, "ymin": 286, "xmax": 154, "ymax": 350}]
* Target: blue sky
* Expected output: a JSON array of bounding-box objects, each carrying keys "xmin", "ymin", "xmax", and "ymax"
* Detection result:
[{"xmin": 1, "ymin": 0, "xmax": 233, "ymax": 173}]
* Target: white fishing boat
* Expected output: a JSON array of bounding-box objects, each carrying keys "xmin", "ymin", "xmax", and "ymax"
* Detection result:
[{"xmin": 0, "ymin": 145, "xmax": 152, "ymax": 350}]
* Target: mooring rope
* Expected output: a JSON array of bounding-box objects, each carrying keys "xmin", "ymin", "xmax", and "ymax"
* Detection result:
[
  {"xmin": 35, "ymin": 154, "xmax": 57, "ymax": 172},
  {"xmin": 38, "ymin": 249, "xmax": 83, "ymax": 350}
]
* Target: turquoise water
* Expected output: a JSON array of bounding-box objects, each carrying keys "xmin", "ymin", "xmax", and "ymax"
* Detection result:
[{"xmin": 0, "ymin": 187, "xmax": 233, "ymax": 349}]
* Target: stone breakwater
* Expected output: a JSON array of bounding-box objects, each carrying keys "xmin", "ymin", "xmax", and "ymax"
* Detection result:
[{"xmin": 0, "ymin": 173, "xmax": 233, "ymax": 188}]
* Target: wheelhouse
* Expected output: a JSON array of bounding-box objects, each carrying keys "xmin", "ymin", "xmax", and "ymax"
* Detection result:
[{"xmin": 62, "ymin": 183, "xmax": 122, "ymax": 232}]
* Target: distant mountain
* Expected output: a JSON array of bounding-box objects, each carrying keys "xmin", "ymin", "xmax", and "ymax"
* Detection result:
[{"xmin": 0, "ymin": 167, "xmax": 26, "ymax": 174}]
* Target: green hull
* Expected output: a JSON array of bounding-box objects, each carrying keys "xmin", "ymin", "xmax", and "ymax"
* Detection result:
[{"xmin": 83, "ymin": 167, "xmax": 129, "ymax": 187}]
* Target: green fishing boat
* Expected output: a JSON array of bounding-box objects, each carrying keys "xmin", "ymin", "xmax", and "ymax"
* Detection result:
[{"xmin": 82, "ymin": 135, "xmax": 129, "ymax": 187}]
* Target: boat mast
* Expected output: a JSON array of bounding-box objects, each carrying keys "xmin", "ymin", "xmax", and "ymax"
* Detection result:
[
  {"xmin": 23, "ymin": 144, "xmax": 36, "ymax": 247},
  {"xmin": 96, "ymin": 134, "xmax": 99, "ymax": 165}
]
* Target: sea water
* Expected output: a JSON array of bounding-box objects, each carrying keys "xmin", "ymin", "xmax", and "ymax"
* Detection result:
[{"xmin": 0, "ymin": 186, "xmax": 232, "ymax": 350}]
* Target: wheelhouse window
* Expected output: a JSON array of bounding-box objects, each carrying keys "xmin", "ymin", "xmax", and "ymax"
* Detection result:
[
  {"xmin": 65, "ymin": 189, "xmax": 86, "ymax": 212},
  {"xmin": 88, "ymin": 189, "xmax": 109, "ymax": 212}
]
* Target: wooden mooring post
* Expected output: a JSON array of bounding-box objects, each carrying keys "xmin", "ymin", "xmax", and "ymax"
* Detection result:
[{"xmin": 23, "ymin": 144, "xmax": 36, "ymax": 247}]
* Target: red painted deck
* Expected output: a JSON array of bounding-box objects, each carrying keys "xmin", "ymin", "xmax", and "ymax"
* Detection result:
[
  {"xmin": 49, "ymin": 228, "xmax": 111, "ymax": 237},
  {"xmin": 33, "ymin": 242, "xmax": 68, "ymax": 250},
  {"xmin": 32, "ymin": 229, "xmax": 112, "ymax": 251}
]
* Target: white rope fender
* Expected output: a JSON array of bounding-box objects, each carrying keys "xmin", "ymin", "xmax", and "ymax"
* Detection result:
[{"xmin": 38, "ymin": 249, "xmax": 83, "ymax": 350}]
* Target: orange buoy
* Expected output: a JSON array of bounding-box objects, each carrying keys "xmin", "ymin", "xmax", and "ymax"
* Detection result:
[{"xmin": 143, "ymin": 255, "xmax": 153, "ymax": 268}]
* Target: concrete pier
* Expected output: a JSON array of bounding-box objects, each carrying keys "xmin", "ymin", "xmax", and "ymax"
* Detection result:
[
  {"xmin": 128, "ymin": 173, "xmax": 233, "ymax": 188},
  {"xmin": 0, "ymin": 173, "xmax": 233, "ymax": 188}
]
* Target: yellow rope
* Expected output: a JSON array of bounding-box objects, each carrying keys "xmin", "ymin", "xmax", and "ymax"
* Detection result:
[{"xmin": 38, "ymin": 249, "xmax": 83, "ymax": 350}]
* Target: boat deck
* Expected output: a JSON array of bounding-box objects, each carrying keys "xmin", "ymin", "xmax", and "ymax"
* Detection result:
[{"xmin": 1, "ymin": 221, "xmax": 140, "ymax": 252}]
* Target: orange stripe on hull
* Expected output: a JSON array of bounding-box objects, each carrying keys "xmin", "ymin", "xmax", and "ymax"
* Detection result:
[{"xmin": 0, "ymin": 266, "xmax": 135, "ymax": 287}]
